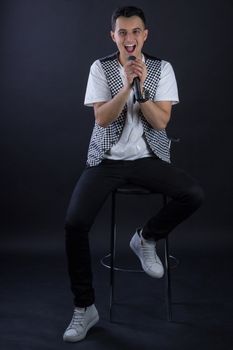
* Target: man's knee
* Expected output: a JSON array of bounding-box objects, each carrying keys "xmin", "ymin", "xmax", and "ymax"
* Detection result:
[{"xmin": 185, "ymin": 183, "xmax": 205, "ymax": 209}]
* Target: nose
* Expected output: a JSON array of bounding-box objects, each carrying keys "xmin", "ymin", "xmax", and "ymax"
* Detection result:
[{"xmin": 125, "ymin": 31, "xmax": 135, "ymax": 42}]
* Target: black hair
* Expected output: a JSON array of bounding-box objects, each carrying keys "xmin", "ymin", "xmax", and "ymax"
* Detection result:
[{"xmin": 111, "ymin": 6, "xmax": 146, "ymax": 31}]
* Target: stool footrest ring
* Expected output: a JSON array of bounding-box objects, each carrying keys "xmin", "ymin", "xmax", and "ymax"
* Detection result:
[{"xmin": 100, "ymin": 253, "xmax": 179, "ymax": 272}]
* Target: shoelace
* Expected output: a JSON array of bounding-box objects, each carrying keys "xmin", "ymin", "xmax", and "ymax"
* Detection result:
[
  {"xmin": 141, "ymin": 240, "xmax": 159, "ymax": 265},
  {"xmin": 68, "ymin": 309, "xmax": 85, "ymax": 329}
]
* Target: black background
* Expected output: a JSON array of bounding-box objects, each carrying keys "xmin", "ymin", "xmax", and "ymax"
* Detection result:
[{"xmin": 0, "ymin": 1, "xmax": 233, "ymax": 348}]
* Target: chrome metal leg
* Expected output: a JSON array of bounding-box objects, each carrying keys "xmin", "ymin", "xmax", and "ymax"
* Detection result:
[
  {"xmin": 165, "ymin": 236, "xmax": 172, "ymax": 322},
  {"xmin": 163, "ymin": 194, "xmax": 172, "ymax": 322}
]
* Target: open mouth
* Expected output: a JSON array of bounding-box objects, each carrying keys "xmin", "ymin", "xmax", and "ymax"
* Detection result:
[{"xmin": 124, "ymin": 44, "xmax": 136, "ymax": 54}]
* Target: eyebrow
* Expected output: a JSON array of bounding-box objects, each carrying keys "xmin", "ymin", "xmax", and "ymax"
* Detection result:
[{"xmin": 117, "ymin": 27, "xmax": 143, "ymax": 33}]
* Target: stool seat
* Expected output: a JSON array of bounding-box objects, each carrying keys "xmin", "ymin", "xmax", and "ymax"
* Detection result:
[{"xmin": 115, "ymin": 184, "xmax": 153, "ymax": 195}]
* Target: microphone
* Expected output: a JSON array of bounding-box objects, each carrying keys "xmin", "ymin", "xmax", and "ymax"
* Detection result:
[{"xmin": 127, "ymin": 55, "xmax": 143, "ymax": 102}]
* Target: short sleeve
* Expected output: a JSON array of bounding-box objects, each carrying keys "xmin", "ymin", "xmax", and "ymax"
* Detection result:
[
  {"xmin": 84, "ymin": 60, "xmax": 112, "ymax": 106},
  {"xmin": 154, "ymin": 61, "xmax": 179, "ymax": 105}
]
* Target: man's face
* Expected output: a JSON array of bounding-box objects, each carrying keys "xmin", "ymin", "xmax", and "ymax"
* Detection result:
[{"xmin": 111, "ymin": 15, "xmax": 148, "ymax": 64}]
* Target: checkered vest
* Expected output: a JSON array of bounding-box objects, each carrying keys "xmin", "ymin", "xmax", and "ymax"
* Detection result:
[{"xmin": 86, "ymin": 52, "xmax": 171, "ymax": 167}]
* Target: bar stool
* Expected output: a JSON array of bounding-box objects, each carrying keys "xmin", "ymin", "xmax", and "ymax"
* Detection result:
[{"xmin": 101, "ymin": 184, "xmax": 179, "ymax": 322}]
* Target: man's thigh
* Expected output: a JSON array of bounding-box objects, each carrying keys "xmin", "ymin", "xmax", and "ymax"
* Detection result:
[
  {"xmin": 65, "ymin": 161, "xmax": 128, "ymax": 227},
  {"xmin": 131, "ymin": 157, "xmax": 198, "ymax": 198}
]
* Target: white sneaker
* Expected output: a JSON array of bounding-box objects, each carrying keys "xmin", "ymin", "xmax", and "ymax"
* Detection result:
[
  {"xmin": 130, "ymin": 229, "xmax": 164, "ymax": 278},
  {"xmin": 63, "ymin": 304, "xmax": 99, "ymax": 342}
]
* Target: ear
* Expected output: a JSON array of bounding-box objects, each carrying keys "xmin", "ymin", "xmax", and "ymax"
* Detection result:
[
  {"xmin": 143, "ymin": 29, "xmax": 148, "ymax": 42},
  {"xmin": 110, "ymin": 31, "xmax": 116, "ymax": 42}
]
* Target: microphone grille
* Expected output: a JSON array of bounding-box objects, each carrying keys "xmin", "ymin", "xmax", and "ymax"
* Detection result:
[{"xmin": 128, "ymin": 55, "xmax": 136, "ymax": 61}]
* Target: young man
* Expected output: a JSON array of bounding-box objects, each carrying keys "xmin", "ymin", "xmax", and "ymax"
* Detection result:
[{"xmin": 63, "ymin": 6, "xmax": 204, "ymax": 342}]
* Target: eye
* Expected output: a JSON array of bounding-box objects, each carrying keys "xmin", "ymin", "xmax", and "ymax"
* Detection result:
[
  {"xmin": 118, "ymin": 30, "xmax": 127, "ymax": 37},
  {"xmin": 133, "ymin": 29, "xmax": 142, "ymax": 35}
]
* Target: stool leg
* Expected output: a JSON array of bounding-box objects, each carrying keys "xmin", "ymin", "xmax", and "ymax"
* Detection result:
[
  {"xmin": 163, "ymin": 195, "xmax": 172, "ymax": 322},
  {"xmin": 110, "ymin": 191, "xmax": 116, "ymax": 321},
  {"xmin": 164, "ymin": 236, "xmax": 172, "ymax": 322}
]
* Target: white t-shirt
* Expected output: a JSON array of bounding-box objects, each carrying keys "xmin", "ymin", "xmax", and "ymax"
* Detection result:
[{"xmin": 84, "ymin": 56, "xmax": 179, "ymax": 160}]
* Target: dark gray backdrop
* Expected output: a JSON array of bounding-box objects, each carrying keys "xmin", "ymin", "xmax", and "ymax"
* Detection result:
[{"xmin": 1, "ymin": 0, "xmax": 232, "ymax": 239}]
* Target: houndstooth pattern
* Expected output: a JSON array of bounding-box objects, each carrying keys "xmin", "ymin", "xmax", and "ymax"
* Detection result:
[{"xmin": 86, "ymin": 52, "xmax": 170, "ymax": 166}]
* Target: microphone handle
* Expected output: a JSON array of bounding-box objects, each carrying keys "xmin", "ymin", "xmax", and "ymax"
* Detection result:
[{"xmin": 133, "ymin": 77, "xmax": 143, "ymax": 102}]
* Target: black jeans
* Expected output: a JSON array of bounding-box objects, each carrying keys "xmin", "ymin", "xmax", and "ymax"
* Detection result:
[{"xmin": 65, "ymin": 157, "xmax": 204, "ymax": 307}]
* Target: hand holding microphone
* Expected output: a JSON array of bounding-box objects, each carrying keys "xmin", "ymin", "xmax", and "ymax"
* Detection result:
[{"xmin": 127, "ymin": 55, "xmax": 149, "ymax": 103}]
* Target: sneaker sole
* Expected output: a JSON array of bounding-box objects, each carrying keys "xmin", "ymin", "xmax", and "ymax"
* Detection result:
[
  {"xmin": 130, "ymin": 240, "xmax": 164, "ymax": 278},
  {"xmin": 63, "ymin": 313, "xmax": 99, "ymax": 342}
]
